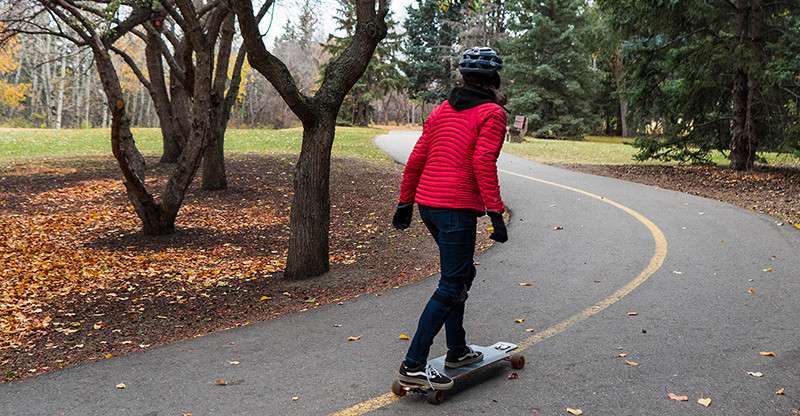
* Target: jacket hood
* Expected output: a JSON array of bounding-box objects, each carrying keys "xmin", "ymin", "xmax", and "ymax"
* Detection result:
[{"xmin": 447, "ymin": 85, "xmax": 497, "ymax": 111}]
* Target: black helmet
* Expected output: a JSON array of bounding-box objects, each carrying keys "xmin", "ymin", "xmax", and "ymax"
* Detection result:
[{"xmin": 458, "ymin": 47, "xmax": 503, "ymax": 76}]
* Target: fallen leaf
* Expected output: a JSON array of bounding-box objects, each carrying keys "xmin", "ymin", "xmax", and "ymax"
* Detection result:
[
  {"xmin": 747, "ymin": 371, "xmax": 763, "ymax": 377},
  {"xmin": 697, "ymin": 397, "xmax": 711, "ymax": 407},
  {"xmin": 518, "ymin": 283, "xmax": 533, "ymax": 286},
  {"xmin": 668, "ymin": 393, "xmax": 688, "ymax": 401},
  {"xmin": 554, "ymin": 226, "xmax": 564, "ymax": 230},
  {"xmin": 526, "ymin": 328, "xmax": 535, "ymax": 332},
  {"xmin": 305, "ymin": 298, "xmax": 316, "ymax": 303},
  {"xmin": 120, "ymin": 341, "xmax": 132, "ymax": 345},
  {"xmin": 215, "ymin": 380, "xmax": 227, "ymax": 386},
  {"xmin": 333, "ymin": 324, "xmax": 342, "ymax": 327},
  {"xmin": 292, "ymin": 397, "xmax": 299, "ymax": 401},
  {"xmin": 760, "ymin": 351, "xmax": 776, "ymax": 356},
  {"xmin": 625, "ymin": 360, "xmax": 640, "ymax": 366},
  {"xmin": 776, "ymin": 388, "xmax": 785, "ymax": 395},
  {"xmin": 116, "ymin": 383, "xmax": 126, "ymax": 389},
  {"xmin": 347, "ymin": 335, "xmax": 361, "ymax": 341},
  {"xmin": 93, "ymin": 322, "xmax": 104, "ymax": 330},
  {"xmin": 260, "ymin": 296, "xmax": 272, "ymax": 301},
  {"xmin": 618, "ymin": 353, "xmax": 628, "ymax": 357},
  {"xmin": 627, "ymin": 312, "xmax": 638, "ymax": 316},
  {"xmin": 763, "ymin": 268, "xmax": 772, "ymax": 272},
  {"xmin": 399, "ymin": 334, "xmax": 410, "ymax": 340},
  {"xmin": 515, "ymin": 318, "xmax": 525, "ymax": 323},
  {"xmin": 749, "ymin": 287, "xmax": 755, "ymax": 293},
  {"xmin": 508, "ymin": 373, "xmax": 520, "ymax": 379},
  {"xmin": 566, "ymin": 408, "xmax": 582, "ymax": 415},
  {"xmin": 229, "ymin": 361, "xmax": 240, "ymax": 365},
  {"xmin": 672, "ymin": 271, "xmax": 683, "ymax": 274}
]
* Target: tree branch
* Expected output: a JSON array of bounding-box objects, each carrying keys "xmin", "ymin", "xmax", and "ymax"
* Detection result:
[
  {"xmin": 109, "ymin": 45, "xmax": 152, "ymax": 91},
  {"xmin": 231, "ymin": 0, "xmax": 313, "ymax": 121}
]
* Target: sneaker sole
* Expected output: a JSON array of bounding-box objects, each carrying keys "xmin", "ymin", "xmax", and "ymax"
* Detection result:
[
  {"xmin": 444, "ymin": 355, "xmax": 484, "ymax": 369},
  {"xmin": 397, "ymin": 373, "xmax": 454, "ymax": 390}
]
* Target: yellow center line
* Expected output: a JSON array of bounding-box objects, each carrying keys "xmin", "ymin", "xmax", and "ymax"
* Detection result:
[
  {"xmin": 501, "ymin": 170, "xmax": 668, "ymax": 351},
  {"xmin": 329, "ymin": 169, "xmax": 667, "ymax": 416}
]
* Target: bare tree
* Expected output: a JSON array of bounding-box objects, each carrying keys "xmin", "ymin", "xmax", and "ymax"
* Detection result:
[
  {"xmin": 232, "ymin": 0, "xmax": 388, "ymax": 278},
  {"xmin": 1, "ymin": 0, "xmax": 239, "ymax": 233}
]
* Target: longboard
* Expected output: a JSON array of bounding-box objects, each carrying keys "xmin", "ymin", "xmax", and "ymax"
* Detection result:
[{"xmin": 391, "ymin": 342, "xmax": 525, "ymax": 405}]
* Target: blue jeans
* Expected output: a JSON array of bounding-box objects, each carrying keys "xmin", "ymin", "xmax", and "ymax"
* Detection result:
[{"xmin": 405, "ymin": 206, "xmax": 478, "ymax": 367}]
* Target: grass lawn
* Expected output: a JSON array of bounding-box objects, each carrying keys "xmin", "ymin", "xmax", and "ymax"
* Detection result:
[
  {"xmin": 502, "ymin": 135, "xmax": 798, "ymax": 166},
  {"xmin": 0, "ymin": 127, "xmax": 391, "ymax": 162},
  {"xmin": 1, "ymin": 127, "xmax": 796, "ymax": 168}
]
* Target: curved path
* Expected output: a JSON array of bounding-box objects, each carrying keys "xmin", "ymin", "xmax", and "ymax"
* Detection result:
[{"xmin": 2, "ymin": 131, "xmax": 799, "ymax": 415}]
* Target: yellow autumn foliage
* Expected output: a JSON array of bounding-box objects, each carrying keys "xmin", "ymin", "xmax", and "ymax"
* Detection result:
[{"xmin": 0, "ymin": 35, "xmax": 32, "ymax": 109}]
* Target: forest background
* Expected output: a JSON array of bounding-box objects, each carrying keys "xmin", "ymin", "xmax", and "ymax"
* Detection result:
[{"xmin": 0, "ymin": 0, "xmax": 797, "ymax": 166}]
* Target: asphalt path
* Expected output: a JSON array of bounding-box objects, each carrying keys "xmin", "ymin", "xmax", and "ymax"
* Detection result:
[{"xmin": 3, "ymin": 130, "xmax": 799, "ymax": 415}]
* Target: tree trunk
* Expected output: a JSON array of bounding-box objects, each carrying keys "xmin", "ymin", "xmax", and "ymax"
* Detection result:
[
  {"xmin": 201, "ymin": 12, "xmax": 236, "ymax": 191},
  {"xmin": 611, "ymin": 53, "xmax": 628, "ymax": 137},
  {"xmin": 745, "ymin": 0, "xmax": 765, "ymax": 169},
  {"xmin": 284, "ymin": 114, "xmax": 335, "ymax": 278},
  {"xmin": 42, "ymin": 36, "xmax": 54, "ymax": 128},
  {"xmin": 353, "ymin": 100, "xmax": 370, "ymax": 126},
  {"xmin": 170, "ymin": 39, "xmax": 193, "ymax": 161},
  {"xmin": 730, "ymin": 0, "xmax": 757, "ymax": 171},
  {"xmin": 96, "ymin": 53, "xmax": 162, "ymax": 234},
  {"xmin": 59, "ymin": 0, "xmax": 224, "ymax": 235},
  {"xmin": 730, "ymin": 66, "xmax": 750, "ymax": 170},
  {"xmin": 84, "ymin": 70, "xmax": 91, "ymax": 127},
  {"xmin": 233, "ymin": 0, "xmax": 388, "ymax": 279},
  {"xmin": 55, "ymin": 54, "xmax": 66, "ymax": 129},
  {"xmin": 146, "ymin": 33, "xmax": 184, "ymax": 163}
]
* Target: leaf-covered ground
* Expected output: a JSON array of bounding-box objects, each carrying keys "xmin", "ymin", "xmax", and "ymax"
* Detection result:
[
  {"xmin": 556, "ymin": 164, "xmax": 800, "ymax": 227},
  {"xmin": 2, "ymin": 155, "xmax": 797, "ymax": 382},
  {"xmin": 0, "ymin": 154, "xmax": 496, "ymax": 381}
]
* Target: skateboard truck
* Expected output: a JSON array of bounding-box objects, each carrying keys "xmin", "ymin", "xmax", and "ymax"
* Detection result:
[{"xmin": 391, "ymin": 342, "xmax": 525, "ymax": 405}]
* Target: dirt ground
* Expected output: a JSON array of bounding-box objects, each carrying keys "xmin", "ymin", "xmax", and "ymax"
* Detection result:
[{"xmin": 1, "ymin": 153, "xmax": 797, "ymax": 382}]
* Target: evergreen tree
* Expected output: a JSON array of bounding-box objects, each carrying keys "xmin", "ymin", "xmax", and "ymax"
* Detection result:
[
  {"xmin": 503, "ymin": 0, "xmax": 599, "ymax": 139},
  {"xmin": 597, "ymin": 0, "xmax": 800, "ymax": 169},
  {"xmin": 583, "ymin": 5, "xmax": 631, "ymax": 137},
  {"xmin": 402, "ymin": 0, "xmax": 465, "ymax": 105},
  {"xmin": 323, "ymin": 0, "xmax": 406, "ymax": 126}
]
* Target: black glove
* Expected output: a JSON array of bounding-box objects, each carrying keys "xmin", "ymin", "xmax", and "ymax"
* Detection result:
[
  {"xmin": 392, "ymin": 202, "xmax": 414, "ymax": 230},
  {"xmin": 487, "ymin": 210, "xmax": 508, "ymax": 243}
]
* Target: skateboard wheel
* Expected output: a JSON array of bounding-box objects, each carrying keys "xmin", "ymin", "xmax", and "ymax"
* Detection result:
[
  {"xmin": 426, "ymin": 389, "xmax": 444, "ymax": 405},
  {"xmin": 511, "ymin": 354, "xmax": 525, "ymax": 369},
  {"xmin": 391, "ymin": 380, "xmax": 406, "ymax": 397}
]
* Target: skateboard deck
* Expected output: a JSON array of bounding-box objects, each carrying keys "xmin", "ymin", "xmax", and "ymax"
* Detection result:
[{"xmin": 392, "ymin": 342, "xmax": 524, "ymax": 404}]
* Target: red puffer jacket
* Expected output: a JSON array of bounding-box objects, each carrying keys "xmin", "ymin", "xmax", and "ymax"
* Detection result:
[{"xmin": 399, "ymin": 86, "xmax": 507, "ymax": 213}]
